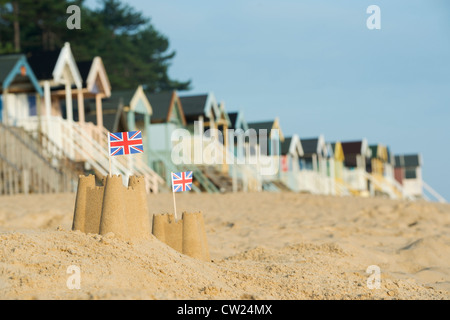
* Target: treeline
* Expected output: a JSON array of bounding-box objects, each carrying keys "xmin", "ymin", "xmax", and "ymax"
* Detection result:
[{"xmin": 0, "ymin": 0, "xmax": 191, "ymax": 92}]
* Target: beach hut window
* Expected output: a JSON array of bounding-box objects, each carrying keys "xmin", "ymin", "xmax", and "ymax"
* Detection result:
[
  {"xmin": 405, "ymin": 168, "xmax": 417, "ymax": 179},
  {"xmin": 303, "ymin": 158, "xmax": 313, "ymax": 170},
  {"xmin": 28, "ymin": 95, "xmax": 37, "ymax": 116}
]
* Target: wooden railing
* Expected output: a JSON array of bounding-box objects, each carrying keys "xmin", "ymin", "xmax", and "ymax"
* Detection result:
[{"xmin": 0, "ymin": 124, "xmax": 78, "ymax": 195}]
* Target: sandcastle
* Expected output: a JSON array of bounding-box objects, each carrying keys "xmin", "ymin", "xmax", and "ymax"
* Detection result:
[
  {"xmin": 152, "ymin": 212, "xmax": 210, "ymax": 262},
  {"xmin": 72, "ymin": 174, "xmax": 151, "ymax": 240},
  {"xmin": 72, "ymin": 174, "xmax": 211, "ymax": 261}
]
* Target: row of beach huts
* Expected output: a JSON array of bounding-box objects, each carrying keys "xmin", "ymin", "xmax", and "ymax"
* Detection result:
[{"xmin": 0, "ymin": 42, "xmax": 445, "ymax": 202}]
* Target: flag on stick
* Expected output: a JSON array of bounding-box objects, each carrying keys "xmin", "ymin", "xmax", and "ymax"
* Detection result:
[
  {"xmin": 109, "ymin": 131, "xmax": 144, "ymax": 156},
  {"xmin": 108, "ymin": 130, "xmax": 144, "ymax": 176},
  {"xmin": 171, "ymin": 171, "xmax": 193, "ymax": 220}
]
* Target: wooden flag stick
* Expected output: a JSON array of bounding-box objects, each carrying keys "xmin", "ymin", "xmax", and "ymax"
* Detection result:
[
  {"xmin": 171, "ymin": 172, "xmax": 178, "ymax": 220},
  {"xmin": 108, "ymin": 134, "xmax": 112, "ymax": 177},
  {"xmin": 172, "ymin": 189, "xmax": 178, "ymax": 221}
]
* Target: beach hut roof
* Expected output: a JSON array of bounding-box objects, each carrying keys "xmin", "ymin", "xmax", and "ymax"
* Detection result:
[
  {"xmin": 146, "ymin": 91, "xmax": 186, "ymax": 125},
  {"xmin": 394, "ymin": 154, "xmax": 421, "ymax": 168},
  {"xmin": 26, "ymin": 50, "xmax": 60, "ymax": 81},
  {"xmin": 247, "ymin": 118, "xmax": 284, "ymax": 142},
  {"xmin": 300, "ymin": 135, "xmax": 327, "ymax": 157},
  {"xmin": 148, "ymin": 91, "xmax": 173, "ymax": 121},
  {"xmin": 247, "ymin": 121, "xmax": 273, "ymax": 132},
  {"xmin": 179, "ymin": 92, "xmax": 221, "ymax": 124},
  {"xmin": 301, "ymin": 138, "xmax": 319, "ymax": 155},
  {"xmin": 227, "ymin": 111, "xmax": 247, "ymax": 131},
  {"xmin": 341, "ymin": 139, "xmax": 370, "ymax": 156},
  {"xmin": 281, "ymin": 137, "xmax": 293, "ymax": 155},
  {"xmin": 228, "ymin": 112, "xmax": 239, "ymax": 129},
  {"xmin": 0, "ymin": 54, "xmax": 42, "ymax": 95},
  {"xmin": 76, "ymin": 57, "xmax": 111, "ymax": 97},
  {"xmin": 341, "ymin": 141, "xmax": 363, "ymax": 155},
  {"xmin": 27, "ymin": 42, "xmax": 82, "ymax": 89},
  {"xmin": 179, "ymin": 94, "xmax": 208, "ymax": 116},
  {"xmin": 341, "ymin": 140, "xmax": 371, "ymax": 167},
  {"xmin": 281, "ymin": 135, "xmax": 304, "ymax": 156},
  {"xmin": 330, "ymin": 141, "xmax": 345, "ymax": 162}
]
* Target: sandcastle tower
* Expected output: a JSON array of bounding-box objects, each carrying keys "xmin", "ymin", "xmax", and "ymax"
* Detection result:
[
  {"xmin": 152, "ymin": 212, "xmax": 210, "ymax": 262},
  {"xmin": 72, "ymin": 174, "xmax": 151, "ymax": 240}
]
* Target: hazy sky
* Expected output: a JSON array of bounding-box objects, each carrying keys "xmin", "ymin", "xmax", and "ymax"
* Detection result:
[{"xmin": 87, "ymin": 0, "xmax": 450, "ymax": 200}]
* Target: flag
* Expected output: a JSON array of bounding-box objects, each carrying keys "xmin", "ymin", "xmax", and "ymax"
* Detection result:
[
  {"xmin": 172, "ymin": 171, "xmax": 193, "ymax": 192},
  {"xmin": 109, "ymin": 131, "xmax": 144, "ymax": 156}
]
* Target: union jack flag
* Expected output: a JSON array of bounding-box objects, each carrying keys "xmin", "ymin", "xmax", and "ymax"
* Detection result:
[
  {"xmin": 172, "ymin": 171, "xmax": 193, "ymax": 192},
  {"xmin": 109, "ymin": 131, "xmax": 144, "ymax": 156}
]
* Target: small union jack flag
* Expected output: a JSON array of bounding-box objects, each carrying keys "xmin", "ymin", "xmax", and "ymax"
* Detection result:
[
  {"xmin": 172, "ymin": 171, "xmax": 193, "ymax": 192},
  {"xmin": 109, "ymin": 131, "xmax": 144, "ymax": 156}
]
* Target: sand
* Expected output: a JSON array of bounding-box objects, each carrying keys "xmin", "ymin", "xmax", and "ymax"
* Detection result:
[{"xmin": 0, "ymin": 192, "xmax": 449, "ymax": 300}]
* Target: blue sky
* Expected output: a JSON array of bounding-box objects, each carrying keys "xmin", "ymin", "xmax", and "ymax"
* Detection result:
[{"xmin": 87, "ymin": 0, "xmax": 450, "ymax": 200}]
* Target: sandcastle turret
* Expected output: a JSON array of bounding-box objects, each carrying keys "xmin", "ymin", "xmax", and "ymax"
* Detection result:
[
  {"xmin": 72, "ymin": 174, "xmax": 104, "ymax": 234},
  {"xmin": 72, "ymin": 174, "xmax": 151, "ymax": 241},
  {"xmin": 99, "ymin": 175, "xmax": 129, "ymax": 239},
  {"xmin": 127, "ymin": 176, "xmax": 151, "ymax": 239},
  {"xmin": 152, "ymin": 212, "xmax": 210, "ymax": 262},
  {"xmin": 72, "ymin": 174, "xmax": 95, "ymax": 232}
]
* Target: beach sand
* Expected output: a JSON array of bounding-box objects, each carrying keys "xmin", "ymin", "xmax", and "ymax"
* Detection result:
[{"xmin": 0, "ymin": 192, "xmax": 449, "ymax": 300}]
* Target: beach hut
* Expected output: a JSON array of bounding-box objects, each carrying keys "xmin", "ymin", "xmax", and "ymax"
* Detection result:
[
  {"xmin": 74, "ymin": 57, "xmax": 111, "ymax": 130},
  {"xmin": 227, "ymin": 110, "xmax": 248, "ymax": 132},
  {"xmin": 366, "ymin": 143, "xmax": 404, "ymax": 199},
  {"xmin": 369, "ymin": 143, "xmax": 389, "ymax": 195},
  {"xmin": 341, "ymin": 139, "xmax": 371, "ymax": 196},
  {"xmin": 0, "ymin": 54, "xmax": 43, "ymax": 125},
  {"xmin": 385, "ymin": 147, "xmax": 396, "ymax": 182},
  {"xmin": 0, "ymin": 54, "xmax": 80, "ymax": 195},
  {"xmin": 145, "ymin": 90, "xmax": 186, "ymax": 183},
  {"xmin": 329, "ymin": 141, "xmax": 350, "ymax": 196},
  {"xmin": 247, "ymin": 118, "xmax": 284, "ymax": 155},
  {"xmin": 247, "ymin": 118, "xmax": 285, "ymax": 182},
  {"xmin": 394, "ymin": 154, "xmax": 423, "ymax": 198},
  {"xmin": 226, "ymin": 110, "xmax": 249, "ymax": 159},
  {"xmin": 179, "ymin": 92, "xmax": 222, "ymax": 133},
  {"xmin": 84, "ymin": 86, "xmax": 151, "ymax": 144},
  {"xmin": 325, "ymin": 142, "xmax": 336, "ymax": 195},
  {"xmin": 85, "ymin": 89, "xmax": 132, "ymax": 133},
  {"xmin": 298, "ymin": 135, "xmax": 328, "ymax": 194},
  {"xmin": 330, "ymin": 142, "xmax": 345, "ymax": 183},
  {"xmin": 86, "ymin": 85, "xmax": 152, "ymax": 150},
  {"xmin": 280, "ymin": 135, "xmax": 304, "ymax": 191},
  {"xmin": 26, "ymin": 42, "xmax": 83, "ymax": 128},
  {"xmin": 179, "ymin": 93, "xmax": 231, "ymax": 170}
]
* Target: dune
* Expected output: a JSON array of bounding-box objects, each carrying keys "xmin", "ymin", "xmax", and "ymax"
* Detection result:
[{"xmin": 0, "ymin": 192, "xmax": 449, "ymax": 300}]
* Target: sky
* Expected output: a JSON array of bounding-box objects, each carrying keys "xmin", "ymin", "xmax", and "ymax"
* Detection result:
[{"xmin": 87, "ymin": 0, "xmax": 450, "ymax": 201}]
